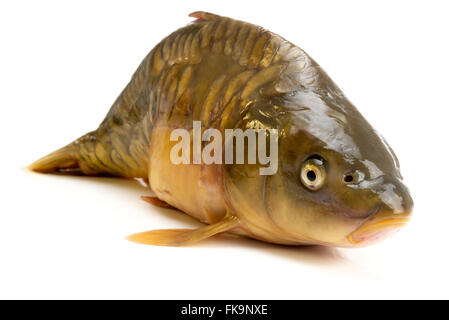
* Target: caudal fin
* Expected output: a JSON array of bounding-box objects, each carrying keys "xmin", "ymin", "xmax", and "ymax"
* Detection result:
[
  {"xmin": 29, "ymin": 131, "xmax": 108, "ymax": 175},
  {"xmin": 30, "ymin": 130, "xmax": 148, "ymax": 178},
  {"xmin": 29, "ymin": 143, "xmax": 81, "ymax": 174},
  {"xmin": 29, "ymin": 133, "xmax": 104, "ymax": 175}
]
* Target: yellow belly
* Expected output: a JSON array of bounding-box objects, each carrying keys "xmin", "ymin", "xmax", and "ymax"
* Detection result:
[{"xmin": 148, "ymin": 126, "xmax": 227, "ymax": 225}]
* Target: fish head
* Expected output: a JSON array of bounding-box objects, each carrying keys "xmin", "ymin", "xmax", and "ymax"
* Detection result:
[
  {"xmin": 223, "ymin": 84, "xmax": 413, "ymax": 247},
  {"xmin": 262, "ymin": 81, "xmax": 414, "ymax": 247}
]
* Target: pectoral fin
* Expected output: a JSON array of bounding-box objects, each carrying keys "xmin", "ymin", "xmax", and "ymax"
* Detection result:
[
  {"xmin": 141, "ymin": 196, "xmax": 174, "ymax": 209},
  {"xmin": 126, "ymin": 216, "xmax": 240, "ymax": 246}
]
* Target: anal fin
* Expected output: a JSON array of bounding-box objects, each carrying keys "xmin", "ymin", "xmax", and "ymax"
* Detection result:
[{"xmin": 126, "ymin": 216, "xmax": 239, "ymax": 246}]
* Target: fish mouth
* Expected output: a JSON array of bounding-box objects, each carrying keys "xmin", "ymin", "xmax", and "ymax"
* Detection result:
[{"xmin": 347, "ymin": 214, "xmax": 410, "ymax": 246}]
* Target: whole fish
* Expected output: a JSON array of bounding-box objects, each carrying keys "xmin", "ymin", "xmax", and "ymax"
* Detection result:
[{"xmin": 30, "ymin": 11, "xmax": 413, "ymax": 247}]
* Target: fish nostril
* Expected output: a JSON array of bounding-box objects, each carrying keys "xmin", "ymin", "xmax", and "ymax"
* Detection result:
[{"xmin": 344, "ymin": 174, "xmax": 354, "ymax": 183}]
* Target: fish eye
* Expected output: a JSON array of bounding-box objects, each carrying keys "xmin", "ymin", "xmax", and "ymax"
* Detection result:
[{"xmin": 300, "ymin": 155, "xmax": 326, "ymax": 191}]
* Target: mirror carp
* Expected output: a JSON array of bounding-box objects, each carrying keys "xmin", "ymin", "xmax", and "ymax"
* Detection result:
[{"xmin": 30, "ymin": 11, "xmax": 413, "ymax": 247}]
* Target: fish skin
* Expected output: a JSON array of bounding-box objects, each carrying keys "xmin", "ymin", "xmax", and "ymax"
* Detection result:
[{"xmin": 30, "ymin": 12, "xmax": 413, "ymax": 247}]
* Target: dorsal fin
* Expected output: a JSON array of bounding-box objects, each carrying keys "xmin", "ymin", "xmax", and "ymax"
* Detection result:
[{"xmin": 188, "ymin": 11, "xmax": 221, "ymax": 22}]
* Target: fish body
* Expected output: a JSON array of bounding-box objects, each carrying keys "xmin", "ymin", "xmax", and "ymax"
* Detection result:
[{"xmin": 31, "ymin": 12, "xmax": 413, "ymax": 247}]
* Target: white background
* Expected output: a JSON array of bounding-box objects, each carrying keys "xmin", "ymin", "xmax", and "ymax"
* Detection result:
[{"xmin": 1, "ymin": 0, "xmax": 448, "ymax": 299}]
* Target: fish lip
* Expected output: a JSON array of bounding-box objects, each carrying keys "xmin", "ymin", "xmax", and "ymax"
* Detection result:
[{"xmin": 347, "ymin": 213, "xmax": 410, "ymax": 246}]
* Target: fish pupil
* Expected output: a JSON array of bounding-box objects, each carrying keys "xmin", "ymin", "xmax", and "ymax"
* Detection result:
[{"xmin": 307, "ymin": 170, "xmax": 316, "ymax": 182}]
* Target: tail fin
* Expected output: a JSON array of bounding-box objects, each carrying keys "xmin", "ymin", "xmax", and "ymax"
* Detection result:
[
  {"xmin": 29, "ymin": 144, "xmax": 80, "ymax": 174},
  {"xmin": 30, "ymin": 129, "xmax": 149, "ymax": 178},
  {"xmin": 31, "ymin": 36, "xmax": 153, "ymax": 178},
  {"xmin": 29, "ymin": 132, "xmax": 103, "ymax": 175}
]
